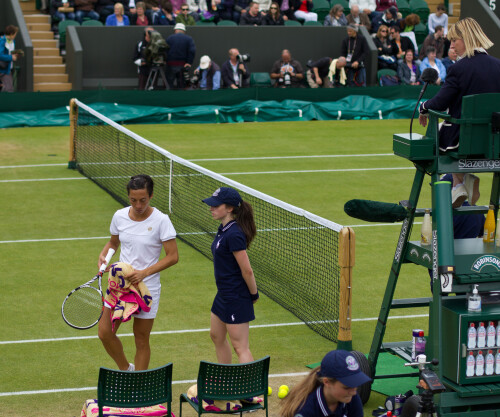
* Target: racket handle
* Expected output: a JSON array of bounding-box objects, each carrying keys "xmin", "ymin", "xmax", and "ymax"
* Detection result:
[{"xmin": 100, "ymin": 248, "xmax": 116, "ymax": 272}]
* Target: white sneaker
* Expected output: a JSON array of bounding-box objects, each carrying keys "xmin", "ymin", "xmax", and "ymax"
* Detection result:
[
  {"xmin": 127, "ymin": 363, "xmax": 135, "ymax": 372},
  {"xmin": 464, "ymin": 174, "xmax": 480, "ymax": 205},
  {"xmin": 451, "ymin": 184, "xmax": 467, "ymax": 208}
]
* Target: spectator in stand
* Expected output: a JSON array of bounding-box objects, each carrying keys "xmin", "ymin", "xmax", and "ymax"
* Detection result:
[
  {"xmin": 153, "ymin": 1, "xmax": 176, "ymax": 24},
  {"xmin": 293, "ymin": 0, "xmax": 317, "ymax": 22},
  {"xmin": 270, "ymin": 49, "xmax": 304, "ymax": 88},
  {"xmin": 374, "ymin": 24, "xmax": 398, "ymax": 70},
  {"xmin": 397, "ymin": 49, "xmax": 421, "ymax": 85},
  {"xmin": 51, "ymin": 0, "xmax": 76, "ymax": 22},
  {"xmin": 176, "ymin": 3, "xmax": 196, "ymax": 24},
  {"xmin": 419, "ymin": 25, "xmax": 445, "ymax": 60},
  {"xmin": 372, "ymin": 5, "xmax": 397, "ymax": 32},
  {"xmin": 349, "ymin": 0, "xmax": 378, "ymax": 24},
  {"xmin": 97, "ymin": 0, "xmax": 118, "ymax": 22},
  {"xmin": 428, "ymin": 3, "xmax": 448, "ymax": 35},
  {"xmin": 221, "ymin": 48, "xmax": 250, "ymax": 88},
  {"xmin": 254, "ymin": 0, "xmax": 271, "ymax": 12},
  {"xmin": 75, "ymin": 0, "xmax": 100, "ymax": 23},
  {"xmin": 230, "ymin": 0, "xmax": 250, "ymax": 22},
  {"xmin": 166, "ymin": 22, "xmax": 196, "ymax": 89},
  {"xmin": 193, "ymin": 55, "xmax": 221, "ymax": 90},
  {"xmin": 276, "ymin": 0, "xmax": 297, "ymax": 20},
  {"xmin": 441, "ymin": 46, "xmax": 457, "ymax": 72},
  {"xmin": 400, "ymin": 12, "xmax": 419, "ymax": 32},
  {"xmin": 346, "ymin": 4, "xmax": 371, "ymax": 32},
  {"xmin": 341, "ymin": 24, "xmax": 368, "ymax": 86},
  {"xmin": 169, "ymin": 0, "xmax": 183, "ymax": 14},
  {"xmin": 375, "ymin": 0, "xmax": 396, "ymax": 12},
  {"xmin": 306, "ymin": 56, "xmax": 347, "ymax": 88},
  {"xmin": 133, "ymin": 26, "xmax": 153, "ymax": 89},
  {"xmin": 0, "ymin": 25, "xmax": 19, "ymax": 93},
  {"xmin": 106, "ymin": 2, "xmax": 131, "ymax": 25},
  {"xmin": 240, "ymin": 2, "xmax": 263, "ymax": 25},
  {"xmin": 145, "ymin": 0, "xmax": 172, "ymax": 22},
  {"xmin": 262, "ymin": 1, "xmax": 286, "ymax": 24},
  {"xmin": 217, "ymin": 0, "xmax": 237, "ymax": 22},
  {"xmin": 324, "ymin": 4, "xmax": 348, "ymax": 26},
  {"xmin": 390, "ymin": 25, "xmax": 414, "ymax": 62},
  {"xmin": 419, "ymin": 46, "xmax": 446, "ymax": 84},
  {"xmin": 132, "ymin": 1, "xmax": 149, "ymax": 24}
]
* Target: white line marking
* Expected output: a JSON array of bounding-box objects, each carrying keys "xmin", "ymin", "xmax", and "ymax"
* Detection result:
[
  {"xmin": 0, "ymin": 154, "xmax": 395, "ymax": 169},
  {"xmin": 0, "ymin": 315, "xmax": 428, "ymax": 346},
  {"xmin": 0, "ymin": 177, "xmax": 86, "ymax": 183}
]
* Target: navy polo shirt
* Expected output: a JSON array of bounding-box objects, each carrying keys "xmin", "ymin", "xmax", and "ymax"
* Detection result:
[
  {"xmin": 211, "ymin": 220, "xmax": 248, "ymax": 296},
  {"xmin": 294, "ymin": 387, "xmax": 363, "ymax": 417}
]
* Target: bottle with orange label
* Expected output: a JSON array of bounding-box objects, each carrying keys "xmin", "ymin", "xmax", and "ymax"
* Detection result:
[{"xmin": 484, "ymin": 205, "xmax": 495, "ymax": 243}]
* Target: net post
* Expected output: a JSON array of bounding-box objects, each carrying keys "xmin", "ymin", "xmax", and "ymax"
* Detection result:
[
  {"xmin": 337, "ymin": 226, "xmax": 354, "ymax": 351},
  {"xmin": 68, "ymin": 98, "xmax": 78, "ymax": 169}
]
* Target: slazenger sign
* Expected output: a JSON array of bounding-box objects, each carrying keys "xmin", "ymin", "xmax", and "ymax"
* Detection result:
[
  {"xmin": 458, "ymin": 159, "xmax": 500, "ymax": 170},
  {"xmin": 471, "ymin": 255, "xmax": 500, "ymax": 272}
]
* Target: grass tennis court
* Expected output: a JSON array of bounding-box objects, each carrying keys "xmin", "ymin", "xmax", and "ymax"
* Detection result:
[{"xmin": 1, "ymin": 118, "xmax": 493, "ymax": 417}]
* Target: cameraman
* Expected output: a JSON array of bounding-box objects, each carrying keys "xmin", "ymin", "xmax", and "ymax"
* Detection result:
[
  {"xmin": 221, "ymin": 48, "xmax": 250, "ymax": 89},
  {"xmin": 192, "ymin": 55, "xmax": 221, "ymax": 90},
  {"xmin": 133, "ymin": 26, "xmax": 153, "ymax": 90},
  {"xmin": 270, "ymin": 49, "xmax": 304, "ymax": 88},
  {"xmin": 166, "ymin": 23, "xmax": 196, "ymax": 89}
]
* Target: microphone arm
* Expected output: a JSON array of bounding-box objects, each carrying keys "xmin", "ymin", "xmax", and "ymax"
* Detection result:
[
  {"xmin": 409, "ymin": 68, "xmax": 439, "ymax": 140},
  {"xmin": 409, "ymin": 82, "xmax": 429, "ymax": 140}
]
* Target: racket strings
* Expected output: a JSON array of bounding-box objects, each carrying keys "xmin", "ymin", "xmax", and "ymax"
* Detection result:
[{"xmin": 62, "ymin": 286, "xmax": 103, "ymax": 329}]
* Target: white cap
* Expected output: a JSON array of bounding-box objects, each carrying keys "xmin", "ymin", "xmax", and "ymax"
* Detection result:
[
  {"xmin": 199, "ymin": 55, "xmax": 211, "ymax": 69},
  {"xmin": 174, "ymin": 23, "xmax": 186, "ymax": 31}
]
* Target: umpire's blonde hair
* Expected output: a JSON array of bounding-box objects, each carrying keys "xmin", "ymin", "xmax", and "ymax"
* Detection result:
[{"xmin": 448, "ymin": 17, "xmax": 493, "ymax": 58}]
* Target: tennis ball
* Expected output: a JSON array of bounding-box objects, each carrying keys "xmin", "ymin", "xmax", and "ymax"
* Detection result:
[
  {"xmin": 278, "ymin": 388, "xmax": 288, "ymax": 399},
  {"xmin": 267, "ymin": 386, "xmax": 272, "ymax": 396},
  {"xmin": 279, "ymin": 385, "xmax": 289, "ymax": 393}
]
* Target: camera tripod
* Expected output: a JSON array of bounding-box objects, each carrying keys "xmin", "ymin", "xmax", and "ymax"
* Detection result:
[{"xmin": 145, "ymin": 64, "xmax": 168, "ymax": 90}]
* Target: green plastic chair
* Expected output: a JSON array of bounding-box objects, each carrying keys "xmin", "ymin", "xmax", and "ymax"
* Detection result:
[
  {"xmin": 414, "ymin": 21, "xmax": 428, "ymax": 44},
  {"xmin": 313, "ymin": 0, "xmax": 330, "ymax": 22},
  {"xmin": 58, "ymin": 19, "xmax": 80, "ymax": 47},
  {"xmin": 377, "ymin": 68, "xmax": 397, "ymax": 85},
  {"xmin": 250, "ymin": 72, "xmax": 272, "ymax": 87},
  {"xmin": 179, "ymin": 356, "xmax": 270, "ymax": 417},
  {"xmin": 304, "ymin": 20, "xmax": 323, "ymax": 26},
  {"xmin": 98, "ymin": 364, "xmax": 173, "ymax": 417},
  {"xmin": 409, "ymin": 0, "xmax": 429, "ymax": 23},
  {"xmin": 330, "ymin": 0, "xmax": 349, "ymax": 14},
  {"xmin": 196, "ymin": 20, "xmax": 216, "ymax": 26},
  {"xmin": 217, "ymin": 19, "xmax": 237, "ymax": 26},
  {"xmin": 396, "ymin": 0, "xmax": 411, "ymax": 17},
  {"xmin": 284, "ymin": 19, "xmax": 302, "ymax": 26},
  {"xmin": 81, "ymin": 19, "xmax": 104, "ymax": 26}
]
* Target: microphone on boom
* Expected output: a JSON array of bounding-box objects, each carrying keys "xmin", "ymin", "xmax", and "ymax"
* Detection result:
[{"xmin": 410, "ymin": 68, "xmax": 439, "ymax": 139}]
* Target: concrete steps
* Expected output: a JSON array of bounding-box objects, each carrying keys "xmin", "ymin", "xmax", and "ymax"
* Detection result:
[{"xmin": 22, "ymin": 4, "xmax": 73, "ymax": 92}]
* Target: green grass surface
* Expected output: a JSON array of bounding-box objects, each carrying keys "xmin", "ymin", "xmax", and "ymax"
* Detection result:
[{"xmin": 0, "ymin": 119, "xmax": 488, "ymax": 417}]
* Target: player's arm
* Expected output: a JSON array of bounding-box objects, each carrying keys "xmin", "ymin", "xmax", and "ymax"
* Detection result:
[
  {"xmin": 233, "ymin": 250, "xmax": 259, "ymax": 302},
  {"xmin": 99, "ymin": 235, "xmax": 120, "ymax": 268},
  {"xmin": 126, "ymin": 239, "xmax": 179, "ymax": 284}
]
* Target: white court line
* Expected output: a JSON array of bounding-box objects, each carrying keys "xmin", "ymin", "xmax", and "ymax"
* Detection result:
[
  {"xmin": 0, "ymin": 372, "xmax": 311, "ymax": 397},
  {"xmin": 0, "ymin": 315, "xmax": 428, "ymax": 346},
  {"xmin": 0, "ymin": 154, "xmax": 395, "ymax": 169},
  {"xmin": 0, "ymin": 167, "xmax": 413, "ymax": 183}
]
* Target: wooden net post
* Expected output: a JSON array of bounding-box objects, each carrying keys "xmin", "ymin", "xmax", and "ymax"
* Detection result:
[
  {"xmin": 337, "ymin": 226, "xmax": 355, "ymax": 351},
  {"xmin": 68, "ymin": 98, "xmax": 78, "ymax": 169}
]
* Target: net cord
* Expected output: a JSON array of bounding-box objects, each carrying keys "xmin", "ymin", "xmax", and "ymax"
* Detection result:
[{"xmin": 73, "ymin": 98, "xmax": 343, "ymax": 233}]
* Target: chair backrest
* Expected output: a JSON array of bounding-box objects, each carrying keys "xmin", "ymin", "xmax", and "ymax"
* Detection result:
[
  {"xmin": 197, "ymin": 356, "xmax": 270, "ymax": 403},
  {"xmin": 82, "ymin": 19, "xmax": 104, "ymax": 26},
  {"xmin": 457, "ymin": 93, "xmax": 500, "ymax": 159},
  {"xmin": 196, "ymin": 21, "xmax": 216, "ymax": 26},
  {"xmin": 284, "ymin": 19, "xmax": 302, "ymax": 26},
  {"xmin": 250, "ymin": 72, "xmax": 272, "ymax": 87},
  {"xmin": 303, "ymin": 20, "xmax": 323, "ymax": 26},
  {"xmin": 217, "ymin": 20, "xmax": 237, "ymax": 26},
  {"xmin": 58, "ymin": 19, "xmax": 80, "ymax": 34},
  {"xmin": 98, "ymin": 363, "xmax": 173, "ymax": 417}
]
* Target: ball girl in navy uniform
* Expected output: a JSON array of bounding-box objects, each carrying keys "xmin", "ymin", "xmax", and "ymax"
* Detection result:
[
  {"xmin": 281, "ymin": 350, "xmax": 371, "ymax": 417},
  {"xmin": 203, "ymin": 187, "xmax": 259, "ymax": 364}
]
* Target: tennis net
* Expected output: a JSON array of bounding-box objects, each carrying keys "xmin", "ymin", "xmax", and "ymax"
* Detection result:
[{"xmin": 70, "ymin": 99, "xmax": 350, "ymax": 343}]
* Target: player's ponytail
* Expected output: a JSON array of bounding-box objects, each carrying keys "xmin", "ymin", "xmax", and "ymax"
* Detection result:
[
  {"xmin": 280, "ymin": 366, "xmax": 324, "ymax": 417},
  {"xmin": 233, "ymin": 200, "xmax": 256, "ymax": 248}
]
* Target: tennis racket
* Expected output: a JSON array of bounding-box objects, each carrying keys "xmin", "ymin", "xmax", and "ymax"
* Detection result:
[{"xmin": 61, "ymin": 248, "xmax": 115, "ymax": 330}]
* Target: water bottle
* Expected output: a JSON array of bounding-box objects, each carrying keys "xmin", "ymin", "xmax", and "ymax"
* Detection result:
[
  {"xmin": 495, "ymin": 350, "xmax": 500, "ymax": 375},
  {"xmin": 468, "ymin": 285, "xmax": 481, "ymax": 312},
  {"xmin": 496, "ymin": 321, "xmax": 500, "ymax": 347},
  {"xmin": 466, "ymin": 351, "xmax": 475, "ymax": 377},
  {"xmin": 420, "ymin": 209, "xmax": 432, "ymax": 246},
  {"xmin": 483, "ymin": 205, "xmax": 495, "ymax": 243},
  {"xmin": 485, "ymin": 350, "xmax": 495, "ymax": 375},
  {"xmin": 487, "ymin": 321, "xmax": 496, "ymax": 347},
  {"xmin": 415, "ymin": 330, "xmax": 426, "ymax": 356},
  {"xmin": 477, "ymin": 322, "xmax": 486, "ymax": 348},
  {"xmin": 476, "ymin": 350, "xmax": 485, "ymax": 376},
  {"xmin": 411, "ymin": 329, "xmax": 424, "ymax": 360},
  {"xmin": 467, "ymin": 323, "xmax": 477, "ymax": 349}
]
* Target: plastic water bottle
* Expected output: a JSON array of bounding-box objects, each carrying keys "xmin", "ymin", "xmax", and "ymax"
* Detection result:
[
  {"xmin": 415, "ymin": 330, "xmax": 426, "ymax": 356},
  {"xmin": 468, "ymin": 285, "xmax": 481, "ymax": 312},
  {"xmin": 477, "ymin": 322, "xmax": 486, "ymax": 348},
  {"xmin": 467, "ymin": 323, "xmax": 477, "ymax": 349},
  {"xmin": 487, "ymin": 321, "xmax": 496, "ymax": 347},
  {"xmin": 420, "ymin": 209, "xmax": 432, "ymax": 246},
  {"xmin": 476, "ymin": 350, "xmax": 485, "ymax": 376},
  {"xmin": 466, "ymin": 351, "xmax": 475, "ymax": 377},
  {"xmin": 495, "ymin": 350, "xmax": 500, "ymax": 375},
  {"xmin": 486, "ymin": 350, "xmax": 495, "ymax": 375},
  {"xmin": 411, "ymin": 329, "xmax": 424, "ymax": 360},
  {"xmin": 496, "ymin": 321, "xmax": 500, "ymax": 347},
  {"xmin": 483, "ymin": 205, "xmax": 495, "ymax": 243}
]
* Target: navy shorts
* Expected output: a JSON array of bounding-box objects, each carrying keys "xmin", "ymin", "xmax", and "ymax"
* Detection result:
[{"xmin": 211, "ymin": 292, "xmax": 255, "ymax": 324}]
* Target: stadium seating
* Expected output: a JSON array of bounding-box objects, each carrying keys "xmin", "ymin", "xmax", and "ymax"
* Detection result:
[
  {"xmin": 250, "ymin": 72, "xmax": 272, "ymax": 87},
  {"xmin": 377, "ymin": 68, "xmax": 397, "ymax": 85},
  {"xmin": 409, "ymin": 0, "xmax": 430, "ymax": 23},
  {"xmin": 97, "ymin": 363, "xmax": 173, "ymax": 417},
  {"xmin": 313, "ymin": 0, "xmax": 331, "ymax": 22},
  {"xmin": 413, "ymin": 21, "xmax": 428, "ymax": 44},
  {"xmin": 81, "ymin": 19, "xmax": 104, "ymax": 26},
  {"xmin": 58, "ymin": 19, "xmax": 80, "ymax": 50},
  {"xmin": 179, "ymin": 356, "xmax": 270, "ymax": 417},
  {"xmin": 304, "ymin": 20, "xmax": 323, "ymax": 26},
  {"xmin": 217, "ymin": 19, "xmax": 238, "ymax": 26},
  {"xmin": 284, "ymin": 19, "xmax": 302, "ymax": 26},
  {"xmin": 396, "ymin": 0, "xmax": 411, "ymax": 18},
  {"xmin": 196, "ymin": 21, "xmax": 217, "ymax": 26}
]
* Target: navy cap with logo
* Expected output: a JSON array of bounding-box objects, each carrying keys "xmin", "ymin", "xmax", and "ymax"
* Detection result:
[
  {"xmin": 202, "ymin": 187, "xmax": 243, "ymax": 207},
  {"xmin": 318, "ymin": 350, "xmax": 372, "ymax": 388}
]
